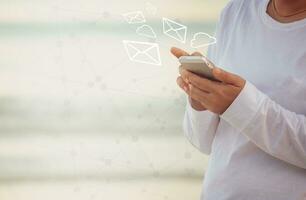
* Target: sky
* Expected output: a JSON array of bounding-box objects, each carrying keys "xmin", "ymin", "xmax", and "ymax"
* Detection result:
[{"xmin": 0, "ymin": 0, "xmax": 229, "ymax": 23}]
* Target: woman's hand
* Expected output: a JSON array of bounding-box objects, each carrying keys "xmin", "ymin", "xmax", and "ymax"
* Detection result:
[
  {"xmin": 171, "ymin": 47, "xmax": 207, "ymax": 111},
  {"xmin": 181, "ymin": 68, "xmax": 246, "ymax": 115},
  {"xmin": 171, "ymin": 47, "xmax": 246, "ymax": 114},
  {"xmin": 177, "ymin": 75, "xmax": 207, "ymax": 111}
]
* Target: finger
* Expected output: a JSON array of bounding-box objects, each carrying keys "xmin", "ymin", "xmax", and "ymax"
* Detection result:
[
  {"xmin": 181, "ymin": 70, "xmax": 216, "ymax": 92},
  {"xmin": 176, "ymin": 76, "xmax": 189, "ymax": 92},
  {"xmin": 171, "ymin": 47, "xmax": 189, "ymax": 58},
  {"xmin": 178, "ymin": 65, "xmax": 185, "ymax": 77},
  {"xmin": 212, "ymin": 67, "xmax": 244, "ymax": 86},
  {"xmin": 191, "ymin": 51, "xmax": 202, "ymax": 56},
  {"xmin": 179, "ymin": 69, "xmax": 193, "ymax": 85},
  {"xmin": 188, "ymin": 84, "xmax": 210, "ymax": 107}
]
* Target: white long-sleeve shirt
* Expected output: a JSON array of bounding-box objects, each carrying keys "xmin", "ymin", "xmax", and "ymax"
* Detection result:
[{"xmin": 183, "ymin": 0, "xmax": 306, "ymax": 199}]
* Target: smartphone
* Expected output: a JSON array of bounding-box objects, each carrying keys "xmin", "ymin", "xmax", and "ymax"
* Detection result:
[{"xmin": 178, "ymin": 56, "xmax": 217, "ymax": 81}]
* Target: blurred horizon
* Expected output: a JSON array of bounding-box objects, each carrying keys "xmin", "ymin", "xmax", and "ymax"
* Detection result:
[
  {"xmin": 1, "ymin": 0, "xmax": 227, "ymax": 23},
  {"xmin": 0, "ymin": 1, "xmax": 228, "ymax": 200}
]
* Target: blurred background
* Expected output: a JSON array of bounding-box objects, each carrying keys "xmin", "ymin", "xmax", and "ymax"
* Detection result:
[{"xmin": 0, "ymin": 0, "xmax": 228, "ymax": 199}]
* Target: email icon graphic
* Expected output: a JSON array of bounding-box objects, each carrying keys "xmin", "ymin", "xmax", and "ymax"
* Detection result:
[
  {"xmin": 122, "ymin": 11, "xmax": 146, "ymax": 24},
  {"xmin": 163, "ymin": 18, "xmax": 187, "ymax": 43},
  {"xmin": 123, "ymin": 40, "xmax": 161, "ymax": 66}
]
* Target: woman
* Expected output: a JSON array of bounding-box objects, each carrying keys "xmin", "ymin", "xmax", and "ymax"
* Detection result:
[{"xmin": 172, "ymin": 0, "xmax": 306, "ymax": 199}]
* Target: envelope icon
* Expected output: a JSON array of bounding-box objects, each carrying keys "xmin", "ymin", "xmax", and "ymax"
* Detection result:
[
  {"xmin": 122, "ymin": 11, "xmax": 146, "ymax": 24},
  {"xmin": 163, "ymin": 18, "xmax": 187, "ymax": 43},
  {"xmin": 123, "ymin": 40, "xmax": 161, "ymax": 65}
]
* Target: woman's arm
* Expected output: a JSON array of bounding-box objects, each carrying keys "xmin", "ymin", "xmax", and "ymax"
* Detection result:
[
  {"xmin": 181, "ymin": 63, "xmax": 306, "ymax": 168},
  {"xmin": 174, "ymin": 1, "xmax": 236, "ymax": 154},
  {"xmin": 221, "ymin": 81, "xmax": 306, "ymax": 169},
  {"xmin": 183, "ymin": 97, "xmax": 220, "ymax": 154}
]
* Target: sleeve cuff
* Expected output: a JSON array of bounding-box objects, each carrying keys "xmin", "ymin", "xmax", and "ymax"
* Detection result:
[{"xmin": 220, "ymin": 81, "xmax": 266, "ymax": 132}]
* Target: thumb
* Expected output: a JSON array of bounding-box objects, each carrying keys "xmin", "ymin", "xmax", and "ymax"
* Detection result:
[
  {"xmin": 213, "ymin": 67, "xmax": 243, "ymax": 86},
  {"xmin": 170, "ymin": 47, "xmax": 189, "ymax": 58}
]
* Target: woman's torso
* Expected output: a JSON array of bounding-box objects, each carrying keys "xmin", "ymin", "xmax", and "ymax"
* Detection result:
[{"xmin": 203, "ymin": 0, "xmax": 306, "ymax": 199}]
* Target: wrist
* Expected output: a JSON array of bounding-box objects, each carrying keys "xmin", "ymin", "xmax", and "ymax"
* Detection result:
[{"xmin": 188, "ymin": 97, "xmax": 207, "ymax": 111}]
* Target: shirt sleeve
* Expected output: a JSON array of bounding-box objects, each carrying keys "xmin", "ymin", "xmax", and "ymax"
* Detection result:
[
  {"xmin": 221, "ymin": 81, "xmax": 306, "ymax": 169},
  {"xmin": 182, "ymin": 2, "xmax": 235, "ymax": 154},
  {"xmin": 183, "ymin": 97, "xmax": 220, "ymax": 154}
]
